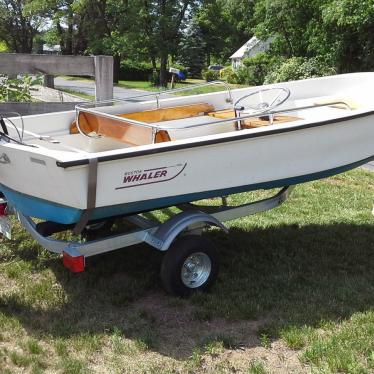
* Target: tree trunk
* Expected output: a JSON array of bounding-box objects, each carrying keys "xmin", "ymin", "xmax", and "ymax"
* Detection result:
[
  {"xmin": 113, "ymin": 54, "xmax": 121, "ymax": 83},
  {"xmin": 56, "ymin": 22, "xmax": 66, "ymax": 54},
  {"xmin": 159, "ymin": 53, "xmax": 168, "ymax": 87},
  {"xmin": 66, "ymin": 9, "xmax": 74, "ymax": 55},
  {"xmin": 151, "ymin": 55, "xmax": 157, "ymax": 70}
]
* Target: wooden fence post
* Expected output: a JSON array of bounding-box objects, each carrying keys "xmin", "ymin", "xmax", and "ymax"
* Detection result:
[{"xmin": 94, "ymin": 55, "xmax": 113, "ymax": 101}]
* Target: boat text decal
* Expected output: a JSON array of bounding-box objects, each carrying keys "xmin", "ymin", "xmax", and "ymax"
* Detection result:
[{"xmin": 116, "ymin": 163, "xmax": 187, "ymax": 189}]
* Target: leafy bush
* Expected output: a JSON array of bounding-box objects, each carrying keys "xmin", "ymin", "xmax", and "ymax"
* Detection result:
[
  {"xmin": 0, "ymin": 75, "xmax": 41, "ymax": 102},
  {"xmin": 264, "ymin": 56, "xmax": 336, "ymax": 84},
  {"xmin": 202, "ymin": 69, "xmax": 220, "ymax": 82},
  {"xmin": 148, "ymin": 70, "xmax": 160, "ymax": 86},
  {"xmin": 120, "ymin": 60, "xmax": 188, "ymax": 85},
  {"xmin": 241, "ymin": 53, "xmax": 278, "ymax": 85},
  {"xmin": 219, "ymin": 67, "xmax": 238, "ymax": 84},
  {"xmin": 0, "ymin": 41, "xmax": 8, "ymax": 52},
  {"xmin": 119, "ymin": 60, "xmax": 154, "ymax": 81}
]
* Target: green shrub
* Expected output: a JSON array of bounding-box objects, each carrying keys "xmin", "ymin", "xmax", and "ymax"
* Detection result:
[
  {"xmin": 0, "ymin": 75, "xmax": 41, "ymax": 102},
  {"xmin": 119, "ymin": 60, "xmax": 154, "ymax": 81},
  {"xmin": 148, "ymin": 70, "xmax": 159, "ymax": 86},
  {"xmin": 219, "ymin": 67, "xmax": 238, "ymax": 84},
  {"xmin": 264, "ymin": 56, "xmax": 336, "ymax": 84},
  {"xmin": 241, "ymin": 53, "xmax": 278, "ymax": 85},
  {"xmin": 120, "ymin": 60, "xmax": 188, "ymax": 86},
  {"xmin": 0, "ymin": 41, "xmax": 8, "ymax": 52},
  {"xmin": 202, "ymin": 69, "xmax": 219, "ymax": 82}
]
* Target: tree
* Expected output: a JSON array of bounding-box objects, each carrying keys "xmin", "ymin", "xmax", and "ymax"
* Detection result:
[
  {"xmin": 194, "ymin": 0, "xmax": 254, "ymax": 65},
  {"xmin": 0, "ymin": 0, "xmax": 43, "ymax": 52},
  {"xmin": 75, "ymin": 0, "xmax": 133, "ymax": 82},
  {"xmin": 153, "ymin": 0, "xmax": 197, "ymax": 86},
  {"xmin": 254, "ymin": 0, "xmax": 326, "ymax": 58},
  {"xmin": 321, "ymin": 0, "xmax": 374, "ymax": 72},
  {"xmin": 194, "ymin": 0, "xmax": 229, "ymax": 65},
  {"xmin": 253, "ymin": 0, "xmax": 374, "ymax": 73},
  {"xmin": 25, "ymin": 0, "xmax": 91, "ymax": 55},
  {"xmin": 178, "ymin": 21, "xmax": 206, "ymax": 77}
]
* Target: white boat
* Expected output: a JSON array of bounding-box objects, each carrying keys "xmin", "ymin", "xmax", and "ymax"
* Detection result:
[{"xmin": 0, "ymin": 73, "xmax": 373, "ymax": 226}]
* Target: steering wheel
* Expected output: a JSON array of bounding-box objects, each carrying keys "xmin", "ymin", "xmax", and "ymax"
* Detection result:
[{"xmin": 234, "ymin": 87, "xmax": 290, "ymax": 117}]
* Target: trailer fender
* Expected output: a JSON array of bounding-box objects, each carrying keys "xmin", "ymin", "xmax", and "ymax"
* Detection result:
[{"xmin": 145, "ymin": 210, "xmax": 228, "ymax": 251}]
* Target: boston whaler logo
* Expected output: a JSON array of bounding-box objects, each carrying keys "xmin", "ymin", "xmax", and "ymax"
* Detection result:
[{"xmin": 116, "ymin": 163, "xmax": 187, "ymax": 189}]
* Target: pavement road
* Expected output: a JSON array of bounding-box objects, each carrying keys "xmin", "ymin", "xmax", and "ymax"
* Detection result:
[{"xmin": 54, "ymin": 77, "xmax": 151, "ymax": 100}]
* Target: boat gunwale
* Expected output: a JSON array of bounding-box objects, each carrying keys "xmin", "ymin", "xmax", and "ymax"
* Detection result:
[{"xmin": 55, "ymin": 108, "xmax": 374, "ymax": 168}]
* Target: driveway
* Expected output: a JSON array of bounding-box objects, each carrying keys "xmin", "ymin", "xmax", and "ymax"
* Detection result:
[{"xmin": 54, "ymin": 77, "xmax": 151, "ymax": 100}]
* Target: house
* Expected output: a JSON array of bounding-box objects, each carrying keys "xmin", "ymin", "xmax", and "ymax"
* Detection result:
[
  {"xmin": 42, "ymin": 44, "xmax": 61, "ymax": 55},
  {"xmin": 230, "ymin": 36, "xmax": 273, "ymax": 69}
]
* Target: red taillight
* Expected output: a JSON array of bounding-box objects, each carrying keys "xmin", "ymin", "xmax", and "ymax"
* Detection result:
[
  {"xmin": 0, "ymin": 204, "xmax": 7, "ymax": 216},
  {"xmin": 62, "ymin": 251, "xmax": 85, "ymax": 273}
]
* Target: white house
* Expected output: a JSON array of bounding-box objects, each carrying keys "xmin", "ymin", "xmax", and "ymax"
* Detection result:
[
  {"xmin": 42, "ymin": 44, "xmax": 61, "ymax": 55},
  {"xmin": 230, "ymin": 36, "xmax": 273, "ymax": 69}
]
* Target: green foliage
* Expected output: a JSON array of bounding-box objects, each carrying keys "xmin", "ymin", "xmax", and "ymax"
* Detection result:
[
  {"xmin": 219, "ymin": 66, "xmax": 238, "ymax": 84},
  {"xmin": 253, "ymin": 0, "xmax": 327, "ymax": 57},
  {"xmin": 240, "ymin": 53, "xmax": 277, "ymax": 85},
  {"xmin": 119, "ymin": 60, "xmax": 187, "ymax": 86},
  {"xmin": 254, "ymin": 0, "xmax": 374, "ymax": 73},
  {"xmin": 0, "ymin": 75, "xmax": 41, "ymax": 102},
  {"xmin": 119, "ymin": 60, "xmax": 154, "ymax": 81},
  {"xmin": 178, "ymin": 22, "xmax": 206, "ymax": 78},
  {"xmin": 148, "ymin": 70, "xmax": 160, "ymax": 87},
  {"xmin": 247, "ymin": 360, "xmax": 268, "ymax": 374},
  {"xmin": 264, "ymin": 56, "xmax": 336, "ymax": 84},
  {"xmin": 0, "ymin": 41, "xmax": 8, "ymax": 52},
  {"xmin": 0, "ymin": 0, "xmax": 41, "ymax": 53},
  {"xmin": 321, "ymin": 0, "xmax": 374, "ymax": 72},
  {"xmin": 202, "ymin": 69, "xmax": 219, "ymax": 82}
]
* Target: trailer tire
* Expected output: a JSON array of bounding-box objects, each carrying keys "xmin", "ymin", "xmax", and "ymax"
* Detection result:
[{"xmin": 160, "ymin": 235, "xmax": 219, "ymax": 297}]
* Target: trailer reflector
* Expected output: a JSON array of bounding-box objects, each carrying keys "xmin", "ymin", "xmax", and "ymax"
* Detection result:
[
  {"xmin": 63, "ymin": 251, "xmax": 85, "ymax": 273},
  {"xmin": 0, "ymin": 203, "xmax": 7, "ymax": 216}
]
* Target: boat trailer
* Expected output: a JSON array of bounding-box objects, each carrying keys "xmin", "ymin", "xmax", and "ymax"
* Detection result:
[{"xmin": 0, "ymin": 186, "xmax": 294, "ymax": 296}]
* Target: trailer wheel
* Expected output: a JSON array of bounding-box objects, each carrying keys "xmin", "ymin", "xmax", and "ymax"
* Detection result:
[{"xmin": 160, "ymin": 235, "xmax": 219, "ymax": 297}]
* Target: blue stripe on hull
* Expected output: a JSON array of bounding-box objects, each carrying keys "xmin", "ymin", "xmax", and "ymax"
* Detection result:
[{"xmin": 1, "ymin": 155, "xmax": 373, "ymax": 224}]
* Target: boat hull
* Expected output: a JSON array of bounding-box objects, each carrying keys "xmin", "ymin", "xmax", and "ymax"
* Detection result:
[
  {"xmin": 1, "ymin": 154, "xmax": 372, "ymax": 224},
  {"xmin": 0, "ymin": 73, "xmax": 374, "ymax": 224}
]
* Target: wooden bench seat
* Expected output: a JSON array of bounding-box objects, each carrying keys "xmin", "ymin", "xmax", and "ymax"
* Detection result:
[
  {"xmin": 70, "ymin": 103, "xmax": 215, "ymax": 145},
  {"xmin": 208, "ymin": 109, "xmax": 301, "ymax": 128},
  {"xmin": 119, "ymin": 103, "xmax": 214, "ymax": 123}
]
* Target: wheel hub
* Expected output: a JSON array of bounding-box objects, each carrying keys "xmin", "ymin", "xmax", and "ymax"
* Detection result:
[{"xmin": 181, "ymin": 252, "xmax": 212, "ymax": 288}]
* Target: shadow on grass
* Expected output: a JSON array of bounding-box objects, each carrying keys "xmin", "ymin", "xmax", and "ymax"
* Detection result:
[{"xmin": 0, "ymin": 222, "xmax": 373, "ymax": 359}]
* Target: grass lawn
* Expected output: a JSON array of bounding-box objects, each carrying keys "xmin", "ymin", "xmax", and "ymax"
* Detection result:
[
  {"xmin": 58, "ymin": 88, "xmax": 94, "ymax": 101},
  {"xmin": 0, "ymin": 169, "xmax": 373, "ymax": 373},
  {"xmin": 116, "ymin": 78, "xmax": 242, "ymax": 95}
]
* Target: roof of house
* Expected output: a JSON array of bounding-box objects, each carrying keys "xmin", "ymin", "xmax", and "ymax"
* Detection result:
[{"xmin": 230, "ymin": 36, "xmax": 261, "ymax": 59}]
